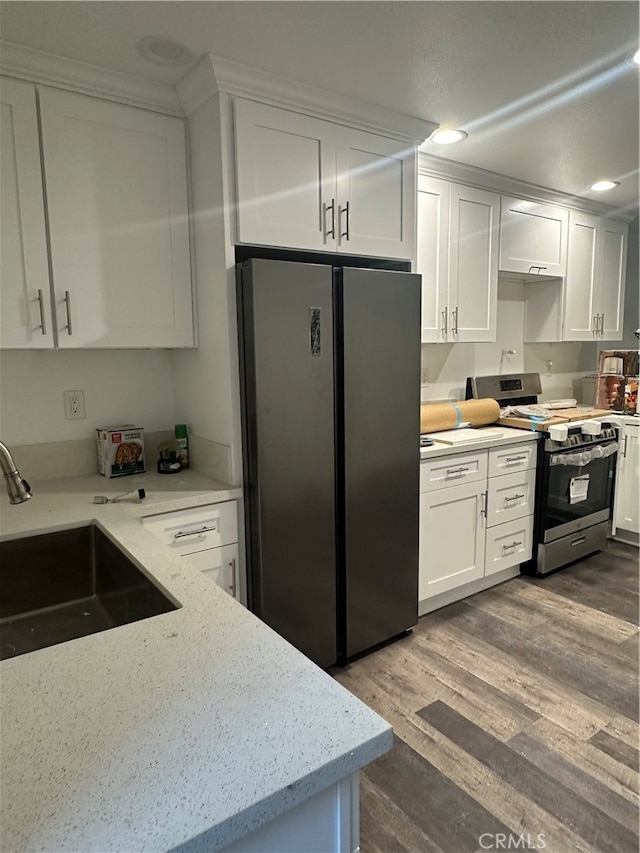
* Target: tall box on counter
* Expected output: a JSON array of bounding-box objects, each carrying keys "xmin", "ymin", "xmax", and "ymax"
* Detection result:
[
  {"xmin": 595, "ymin": 350, "xmax": 639, "ymax": 412},
  {"xmin": 96, "ymin": 425, "xmax": 145, "ymax": 477}
]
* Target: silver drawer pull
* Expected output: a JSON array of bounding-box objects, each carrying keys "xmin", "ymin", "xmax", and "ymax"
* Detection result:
[
  {"xmin": 174, "ymin": 525, "xmax": 217, "ymax": 540},
  {"xmin": 504, "ymin": 493, "xmax": 525, "ymax": 505},
  {"xmin": 502, "ymin": 540, "xmax": 523, "ymax": 553},
  {"xmin": 505, "ymin": 454, "xmax": 527, "ymax": 463},
  {"xmin": 63, "ymin": 290, "xmax": 73, "ymax": 335},
  {"xmin": 571, "ymin": 536, "xmax": 587, "ymax": 547},
  {"xmin": 445, "ymin": 466, "xmax": 469, "ymax": 477},
  {"xmin": 228, "ymin": 556, "xmax": 236, "ymax": 597}
]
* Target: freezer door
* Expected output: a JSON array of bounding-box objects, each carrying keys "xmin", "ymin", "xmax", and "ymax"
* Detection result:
[
  {"xmin": 340, "ymin": 267, "xmax": 421, "ymax": 659},
  {"xmin": 238, "ymin": 258, "xmax": 337, "ymax": 668}
]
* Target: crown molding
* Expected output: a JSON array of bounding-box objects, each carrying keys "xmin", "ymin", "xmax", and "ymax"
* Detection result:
[
  {"xmin": 0, "ymin": 41, "xmax": 183, "ymax": 116},
  {"xmin": 177, "ymin": 54, "xmax": 436, "ymax": 144},
  {"xmin": 419, "ymin": 152, "xmax": 637, "ymax": 223}
]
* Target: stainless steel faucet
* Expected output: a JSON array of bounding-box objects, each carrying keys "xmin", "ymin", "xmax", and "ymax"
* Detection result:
[{"xmin": 0, "ymin": 441, "xmax": 31, "ymax": 504}]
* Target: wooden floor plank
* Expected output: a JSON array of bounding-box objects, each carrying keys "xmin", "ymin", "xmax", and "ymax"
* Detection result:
[
  {"xmin": 411, "ymin": 623, "xmax": 621, "ymax": 738},
  {"xmin": 508, "ymin": 731, "xmax": 640, "ymax": 833},
  {"xmin": 490, "ymin": 578, "xmax": 639, "ymax": 643},
  {"xmin": 419, "ymin": 700, "xmax": 639, "ymax": 853},
  {"xmin": 429, "ymin": 600, "xmax": 639, "ymax": 721},
  {"xmin": 340, "ymin": 670, "xmax": 597, "ymax": 853},
  {"xmin": 590, "ymin": 730, "xmax": 640, "ymax": 772},
  {"xmin": 364, "ymin": 733, "xmax": 513, "ymax": 853},
  {"xmin": 334, "ymin": 544, "xmax": 640, "ymax": 852},
  {"xmin": 359, "ymin": 775, "xmax": 443, "ymax": 853}
]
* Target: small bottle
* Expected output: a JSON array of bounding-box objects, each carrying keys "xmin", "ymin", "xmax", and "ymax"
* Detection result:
[{"xmin": 174, "ymin": 424, "xmax": 189, "ymax": 469}]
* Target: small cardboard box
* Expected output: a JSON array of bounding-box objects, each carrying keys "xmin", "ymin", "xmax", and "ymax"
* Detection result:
[{"xmin": 96, "ymin": 425, "xmax": 145, "ymax": 478}]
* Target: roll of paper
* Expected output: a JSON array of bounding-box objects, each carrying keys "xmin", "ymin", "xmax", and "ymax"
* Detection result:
[{"xmin": 420, "ymin": 398, "xmax": 501, "ymax": 434}]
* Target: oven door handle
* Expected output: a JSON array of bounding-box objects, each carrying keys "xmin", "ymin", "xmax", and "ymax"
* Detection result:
[{"xmin": 549, "ymin": 442, "xmax": 619, "ymax": 467}]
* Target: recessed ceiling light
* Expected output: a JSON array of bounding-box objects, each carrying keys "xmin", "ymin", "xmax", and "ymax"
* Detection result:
[
  {"xmin": 137, "ymin": 36, "xmax": 193, "ymax": 66},
  {"xmin": 429, "ymin": 128, "xmax": 468, "ymax": 145},
  {"xmin": 589, "ymin": 180, "xmax": 620, "ymax": 192}
]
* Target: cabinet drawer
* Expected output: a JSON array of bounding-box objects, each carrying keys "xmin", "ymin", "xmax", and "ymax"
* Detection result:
[
  {"xmin": 485, "ymin": 515, "xmax": 533, "ymax": 576},
  {"xmin": 488, "ymin": 442, "xmax": 537, "ymax": 477},
  {"xmin": 187, "ymin": 544, "xmax": 238, "ymax": 598},
  {"xmin": 142, "ymin": 501, "xmax": 238, "ymax": 554},
  {"xmin": 486, "ymin": 468, "xmax": 536, "ymax": 527},
  {"xmin": 420, "ymin": 451, "xmax": 487, "ymax": 493}
]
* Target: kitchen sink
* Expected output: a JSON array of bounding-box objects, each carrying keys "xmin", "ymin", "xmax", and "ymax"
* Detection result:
[{"xmin": 0, "ymin": 525, "xmax": 179, "ymax": 660}]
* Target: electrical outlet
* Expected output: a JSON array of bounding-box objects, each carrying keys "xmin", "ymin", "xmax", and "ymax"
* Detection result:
[
  {"xmin": 64, "ymin": 390, "xmax": 86, "ymax": 420},
  {"xmin": 421, "ymin": 368, "xmax": 429, "ymax": 386}
]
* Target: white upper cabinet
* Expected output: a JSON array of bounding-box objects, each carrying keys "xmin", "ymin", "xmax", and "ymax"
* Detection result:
[
  {"xmin": 417, "ymin": 175, "xmax": 499, "ymax": 343},
  {"xmin": 0, "ymin": 78, "xmax": 53, "ymax": 348},
  {"xmin": 499, "ymin": 196, "xmax": 568, "ymax": 276},
  {"xmin": 234, "ymin": 98, "xmax": 415, "ymax": 259},
  {"xmin": 38, "ymin": 87, "xmax": 194, "ymax": 348},
  {"xmin": 563, "ymin": 210, "xmax": 627, "ymax": 341}
]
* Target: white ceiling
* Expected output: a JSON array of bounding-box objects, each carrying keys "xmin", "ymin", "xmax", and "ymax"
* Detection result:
[{"xmin": 2, "ymin": 1, "xmax": 639, "ymax": 215}]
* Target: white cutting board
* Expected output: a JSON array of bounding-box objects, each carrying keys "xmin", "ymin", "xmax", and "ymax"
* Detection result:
[{"xmin": 427, "ymin": 428, "xmax": 503, "ymax": 445}]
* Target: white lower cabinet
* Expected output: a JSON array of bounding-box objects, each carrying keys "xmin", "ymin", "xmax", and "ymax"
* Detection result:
[
  {"xmin": 142, "ymin": 500, "xmax": 240, "ymax": 599},
  {"xmin": 612, "ymin": 421, "xmax": 639, "ymax": 543},
  {"xmin": 419, "ymin": 480, "xmax": 486, "ymax": 599},
  {"xmin": 419, "ymin": 440, "xmax": 536, "ymax": 612}
]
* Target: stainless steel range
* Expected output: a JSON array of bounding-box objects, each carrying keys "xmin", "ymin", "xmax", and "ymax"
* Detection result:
[{"xmin": 467, "ymin": 372, "xmax": 620, "ymax": 575}]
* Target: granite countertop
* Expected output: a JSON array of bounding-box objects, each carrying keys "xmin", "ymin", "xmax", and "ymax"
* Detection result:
[
  {"xmin": 0, "ymin": 470, "xmax": 392, "ymax": 853},
  {"xmin": 420, "ymin": 425, "xmax": 539, "ymax": 460}
]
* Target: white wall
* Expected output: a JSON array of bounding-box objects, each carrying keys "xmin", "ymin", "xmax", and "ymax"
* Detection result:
[
  {"xmin": 0, "ymin": 349, "xmax": 176, "ymax": 445},
  {"xmin": 421, "ymin": 232, "xmax": 639, "ymax": 406}
]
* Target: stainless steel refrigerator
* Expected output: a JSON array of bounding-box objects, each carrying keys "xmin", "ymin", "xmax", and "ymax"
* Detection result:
[{"xmin": 237, "ymin": 255, "xmax": 421, "ymax": 668}]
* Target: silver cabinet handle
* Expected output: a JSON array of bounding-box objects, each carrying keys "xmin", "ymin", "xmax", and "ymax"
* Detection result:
[
  {"xmin": 480, "ymin": 491, "xmax": 488, "ymax": 517},
  {"xmin": 36, "ymin": 289, "xmax": 47, "ymax": 335},
  {"xmin": 599, "ymin": 313, "xmax": 605, "ymax": 336},
  {"xmin": 323, "ymin": 198, "xmax": 336, "ymax": 240},
  {"xmin": 504, "ymin": 493, "xmax": 525, "ymax": 505},
  {"xmin": 502, "ymin": 540, "xmax": 523, "ymax": 553},
  {"xmin": 528, "ymin": 265, "xmax": 547, "ymax": 274},
  {"xmin": 451, "ymin": 306, "xmax": 459, "ymax": 336},
  {"xmin": 445, "ymin": 466, "xmax": 469, "ymax": 478},
  {"xmin": 505, "ymin": 454, "xmax": 527, "ymax": 463},
  {"xmin": 174, "ymin": 525, "xmax": 217, "ymax": 540},
  {"xmin": 339, "ymin": 201, "xmax": 350, "ymax": 241},
  {"xmin": 593, "ymin": 315, "xmax": 599, "ymax": 336},
  {"xmin": 571, "ymin": 536, "xmax": 586, "ymax": 547},
  {"xmin": 441, "ymin": 305, "xmax": 448, "ymax": 338},
  {"xmin": 622, "ymin": 436, "xmax": 628, "ymax": 458},
  {"xmin": 63, "ymin": 290, "xmax": 73, "ymax": 335},
  {"xmin": 228, "ymin": 556, "xmax": 236, "ymax": 597}
]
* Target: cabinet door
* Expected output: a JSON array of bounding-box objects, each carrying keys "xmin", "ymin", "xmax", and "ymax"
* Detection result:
[
  {"xmin": 499, "ymin": 197, "xmax": 568, "ymax": 276},
  {"xmin": 598, "ymin": 219, "xmax": 627, "ymax": 341},
  {"xmin": 336, "ymin": 127, "xmax": 415, "ymax": 259},
  {"xmin": 449, "ymin": 184, "xmax": 499, "ymax": 342},
  {"xmin": 38, "ymin": 87, "xmax": 193, "ymax": 348},
  {"xmin": 416, "ymin": 175, "xmax": 449, "ymax": 342},
  {"xmin": 235, "ymin": 99, "xmax": 336, "ymax": 252},
  {"xmin": 187, "ymin": 543, "xmax": 239, "ymax": 598},
  {"xmin": 0, "ymin": 77, "xmax": 53, "ymax": 348},
  {"xmin": 563, "ymin": 210, "xmax": 599, "ymax": 341},
  {"xmin": 613, "ymin": 424, "xmax": 639, "ymax": 535},
  {"xmin": 419, "ymin": 480, "xmax": 485, "ymax": 600}
]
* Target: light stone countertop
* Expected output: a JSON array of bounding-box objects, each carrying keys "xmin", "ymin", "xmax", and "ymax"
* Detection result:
[
  {"xmin": 0, "ymin": 470, "xmax": 392, "ymax": 853},
  {"xmin": 420, "ymin": 425, "xmax": 539, "ymax": 460}
]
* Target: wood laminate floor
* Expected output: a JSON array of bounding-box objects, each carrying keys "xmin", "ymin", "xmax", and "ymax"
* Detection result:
[{"xmin": 333, "ymin": 541, "xmax": 640, "ymax": 853}]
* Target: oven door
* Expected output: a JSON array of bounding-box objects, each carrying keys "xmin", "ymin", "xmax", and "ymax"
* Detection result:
[{"xmin": 540, "ymin": 440, "xmax": 618, "ymax": 543}]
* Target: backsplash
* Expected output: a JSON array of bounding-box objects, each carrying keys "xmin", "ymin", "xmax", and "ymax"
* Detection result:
[{"xmin": 421, "ymin": 280, "xmax": 599, "ymax": 404}]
